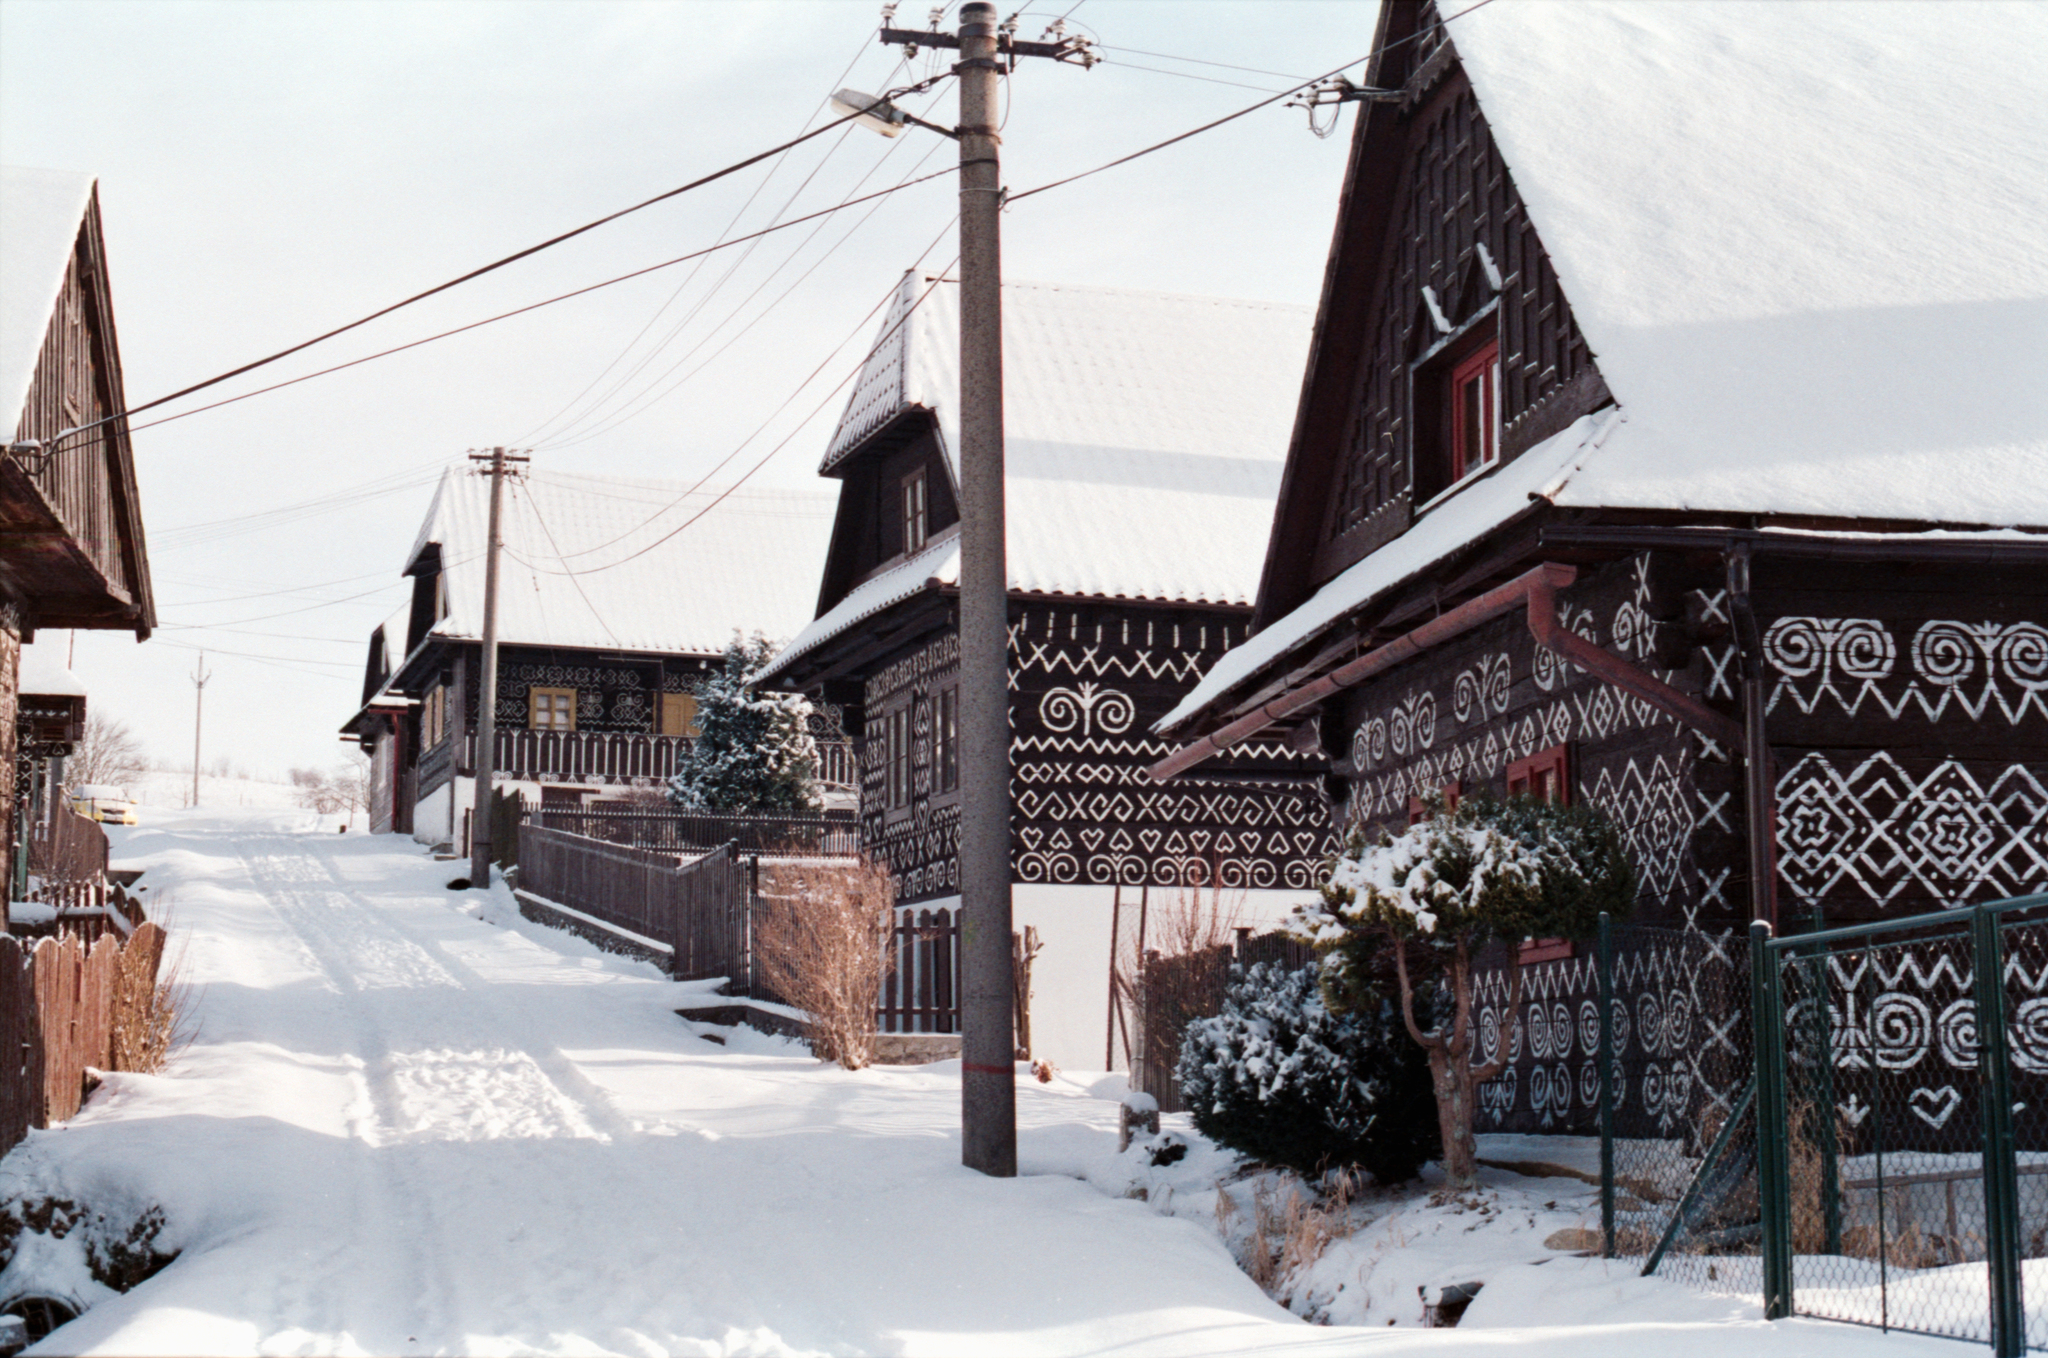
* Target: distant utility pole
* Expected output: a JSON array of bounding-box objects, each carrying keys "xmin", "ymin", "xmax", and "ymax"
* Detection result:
[
  {"xmin": 469, "ymin": 446, "xmax": 528, "ymax": 887},
  {"xmin": 190, "ymin": 651, "xmax": 211, "ymax": 808},
  {"xmin": 877, "ymin": 1, "xmax": 1094, "ymax": 1180}
]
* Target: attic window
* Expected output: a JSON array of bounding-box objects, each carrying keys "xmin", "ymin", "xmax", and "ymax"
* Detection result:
[
  {"xmin": 1411, "ymin": 319, "xmax": 1502, "ymax": 504},
  {"xmin": 1509, "ymin": 744, "xmax": 1574, "ymax": 964},
  {"xmin": 902, "ymin": 468, "xmax": 929, "ymax": 554}
]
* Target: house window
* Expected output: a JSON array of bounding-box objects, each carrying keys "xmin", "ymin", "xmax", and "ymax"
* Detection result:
[
  {"xmin": 423, "ymin": 684, "xmax": 446, "ymax": 749},
  {"xmin": 902, "ymin": 468, "xmax": 929, "ymax": 555},
  {"xmin": 934, "ymin": 685, "xmax": 959, "ymax": 794},
  {"xmin": 884, "ymin": 705, "xmax": 913, "ymax": 810},
  {"xmin": 1448, "ymin": 339, "xmax": 1500, "ymax": 482},
  {"xmin": 659, "ymin": 692, "xmax": 700, "ymax": 738},
  {"xmin": 530, "ymin": 687, "xmax": 577, "ymax": 732},
  {"xmin": 1509, "ymin": 743, "xmax": 1575, "ymax": 963}
]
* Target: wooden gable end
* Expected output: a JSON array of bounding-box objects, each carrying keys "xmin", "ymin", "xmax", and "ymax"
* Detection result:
[
  {"xmin": 814, "ymin": 410, "xmax": 958, "ymax": 616},
  {"xmin": 1, "ymin": 187, "xmax": 154, "ymax": 638},
  {"xmin": 1257, "ymin": 1, "xmax": 1608, "ymax": 629}
]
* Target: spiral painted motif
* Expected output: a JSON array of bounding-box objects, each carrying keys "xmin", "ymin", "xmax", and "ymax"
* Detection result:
[
  {"xmin": 2010, "ymin": 997, "xmax": 2048, "ymax": 1073},
  {"xmin": 1390, "ymin": 692, "xmax": 1436, "ymax": 756},
  {"xmin": 1763, "ymin": 617, "xmax": 1828, "ymax": 678},
  {"xmin": 1642, "ymin": 1063, "xmax": 1664, "ymax": 1117},
  {"xmin": 1579, "ymin": 1000, "xmax": 1601, "ymax": 1056},
  {"xmin": 1551, "ymin": 1003, "xmax": 1573, "ymax": 1060},
  {"xmin": 1527, "ymin": 1003, "xmax": 1552, "ymax": 1059},
  {"xmin": 1637, "ymin": 993, "xmax": 1665, "ymax": 1057},
  {"xmin": 2001, "ymin": 622, "xmax": 2048, "ymax": 688},
  {"xmin": 1663, "ymin": 992, "xmax": 1691, "ymax": 1052},
  {"xmin": 1610, "ymin": 998, "xmax": 1631, "ymax": 1054},
  {"xmin": 1579, "ymin": 1062, "xmax": 1600, "ymax": 1107},
  {"xmin": 1869, "ymin": 991, "xmax": 1931, "ymax": 1071},
  {"xmin": 1937, "ymin": 997, "xmax": 1978, "ymax": 1069},
  {"xmin": 1912, "ymin": 620, "xmax": 1985, "ymax": 686}
]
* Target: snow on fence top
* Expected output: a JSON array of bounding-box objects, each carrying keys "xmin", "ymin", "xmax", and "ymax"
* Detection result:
[
  {"xmin": 403, "ymin": 466, "xmax": 836, "ymax": 657},
  {"xmin": 1159, "ymin": 1, "xmax": 2048, "ymax": 734},
  {"xmin": 0, "ymin": 165, "xmax": 96, "ymax": 431}
]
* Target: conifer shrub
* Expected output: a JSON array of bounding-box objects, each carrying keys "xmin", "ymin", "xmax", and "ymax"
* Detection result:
[
  {"xmin": 666, "ymin": 633, "xmax": 820, "ymax": 813},
  {"xmin": 1177, "ymin": 960, "xmax": 1439, "ymax": 1183}
]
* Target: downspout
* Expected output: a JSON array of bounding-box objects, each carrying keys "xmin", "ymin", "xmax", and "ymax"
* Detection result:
[
  {"xmin": 1149, "ymin": 561, "xmax": 1745, "ymax": 782},
  {"xmin": 1727, "ymin": 543, "xmax": 1780, "ymax": 929}
]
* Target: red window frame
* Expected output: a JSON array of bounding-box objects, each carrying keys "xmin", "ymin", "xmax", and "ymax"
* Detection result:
[
  {"xmin": 1509, "ymin": 743, "xmax": 1574, "ymax": 963},
  {"xmin": 1448, "ymin": 338, "xmax": 1500, "ymax": 482}
]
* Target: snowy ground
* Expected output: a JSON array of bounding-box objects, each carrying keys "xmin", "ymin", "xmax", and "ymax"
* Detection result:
[{"xmin": 0, "ymin": 810, "xmax": 1969, "ymax": 1354}]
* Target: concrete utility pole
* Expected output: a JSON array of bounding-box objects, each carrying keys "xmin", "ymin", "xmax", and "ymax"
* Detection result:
[
  {"xmin": 874, "ymin": 2, "xmax": 1093, "ymax": 1179},
  {"xmin": 952, "ymin": 0, "xmax": 1016, "ymax": 1179},
  {"xmin": 190, "ymin": 651, "xmax": 210, "ymax": 808},
  {"xmin": 468, "ymin": 446, "xmax": 527, "ymax": 887}
]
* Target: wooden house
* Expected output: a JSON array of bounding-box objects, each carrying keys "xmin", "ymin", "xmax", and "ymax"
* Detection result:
[
  {"xmin": 1, "ymin": 166, "xmax": 154, "ymax": 921},
  {"xmin": 341, "ymin": 468, "xmax": 844, "ymax": 847},
  {"xmin": 1156, "ymin": 2, "xmax": 2048, "ymax": 1138},
  {"xmin": 756, "ymin": 275, "xmax": 1335, "ymax": 1070}
]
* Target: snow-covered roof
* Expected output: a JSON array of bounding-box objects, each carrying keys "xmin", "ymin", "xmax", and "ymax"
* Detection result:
[
  {"xmin": 403, "ymin": 467, "xmax": 837, "ymax": 657},
  {"xmin": 1161, "ymin": 0, "xmax": 2048, "ymax": 734},
  {"xmin": 1447, "ymin": 1, "xmax": 2048, "ymax": 526},
  {"xmin": 0, "ymin": 166, "xmax": 95, "ymax": 431},
  {"xmin": 761, "ymin": 532, "xmax": 961, "ymax": 687},
  {"xmin": 765, "ymin": 277, "xmax": 1311, "ymax": 682},
  {"xmin": 17, "ymin": 642, "xmax": 87, "ymax": 699}
]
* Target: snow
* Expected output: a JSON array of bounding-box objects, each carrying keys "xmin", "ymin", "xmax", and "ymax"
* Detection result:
[
  {"xmin": 1448, "ymin": 0, "xmax": 2048, "ymax": 525},
  {"xmin": 0, "ymin": 806, "xmax": 1972, "ymax": 1354},
  {"xmin": 17, "ymin": 643, "xmax": 87, "ymax": 699},
  {"xmin": 0, "ymin": 165, "xmax": 94, "ymax": 431},
  {"xmin": 758, "ymin": 530, "xmax": 959, "ymax": 686},
  {"xmin": 402, "ymin": 466, "xmax": 837, "ymax": 658},
  {"xmin": 1159, "ymin": 2, "xmax": 2048, "ymax": 736}
]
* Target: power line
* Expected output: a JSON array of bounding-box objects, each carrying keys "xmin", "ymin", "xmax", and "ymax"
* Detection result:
[
  {"xmin": 1011, "ymin": 0, "xmax": 1501, "ymax": 205},
  {"xmin": 1093, "ymin": 58, "xmax": 1294, "ymax": 96},
  {"xmin": 1095, "ymin": 44, "xmax": 1311, "ymax": 82},
  {"xmin": 512, "ymin": 40, "xmax": 910, "ymax": 447},
  {"xmin": 122, "ymin": 169, "xmax": 957, "ymax": 440}
]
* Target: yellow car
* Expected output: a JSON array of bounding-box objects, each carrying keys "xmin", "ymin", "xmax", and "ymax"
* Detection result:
[{"xmin": 69, "ymin": 784, "xmax": 138, "ymax": 825}]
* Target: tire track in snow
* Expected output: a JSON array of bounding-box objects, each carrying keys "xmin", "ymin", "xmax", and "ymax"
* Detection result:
[{"xmin": 234, "ymin": 836, "xmax": 464, "ymax": 1347}]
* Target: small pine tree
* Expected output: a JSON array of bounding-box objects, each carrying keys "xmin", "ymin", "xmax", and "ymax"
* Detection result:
[
  {"xmin": 1292, "ymin": 790, "xmax": 1635, "ymax": 1188},
  {"xmin": 1178, "ymin": 961, "xmax": 1440, "ymax": 1183},
  {"xmin": 666, "ymin": 633, "xmax": 820, "ymax": 813}
]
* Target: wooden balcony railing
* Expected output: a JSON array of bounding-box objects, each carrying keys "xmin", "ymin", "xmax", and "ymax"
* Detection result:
[{"xmin": 462, "ymin": 730, "xmax": 856, "ymax": 790}]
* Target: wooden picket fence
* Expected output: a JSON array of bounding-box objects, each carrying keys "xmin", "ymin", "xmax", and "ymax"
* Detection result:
[
  {"xmin": 878, "ymin": 907, "xmax": 960, "ymax": 1034},
  {"xmin": 0, "ymin": 922, "xmax": 168, "ymax": 1156}
]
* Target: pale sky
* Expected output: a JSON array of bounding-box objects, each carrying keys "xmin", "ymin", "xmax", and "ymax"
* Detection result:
[{"xmin": 1, "ymin": 0, "xmax": 1377, "ymax": 780}]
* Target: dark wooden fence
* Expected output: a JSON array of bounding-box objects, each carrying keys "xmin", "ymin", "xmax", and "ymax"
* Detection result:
[
  {"xmin": 528, "ymin": 805, "xmax": 858, "ymax": 856},
  {"xmin": 879, "ymin": 907, "xmax": 960, "ymax": 1034},
  {"xmin": 1127, "ymin": 928, "xmax": 1317, "ymax": 1113},
  {"xmin": 0, "ymin": 922, "xmax": 168, "ymax": 1155}
]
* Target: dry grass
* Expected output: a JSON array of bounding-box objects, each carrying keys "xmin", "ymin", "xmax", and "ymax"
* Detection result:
[
  {"xmin": 109, "ymin": 912, "xmax": 191, "ymax": 1075},
  {"xmin": 753, "ymin": 857, "xmax": 896, "ymax": 1070},
  {"xmin": 1232, "ymin": 1170, "xmax": 1363, "ymax": 1294},
  {"xmin": 1151, "ymin": 876, "xmax": 1248, "ymax": 959}
]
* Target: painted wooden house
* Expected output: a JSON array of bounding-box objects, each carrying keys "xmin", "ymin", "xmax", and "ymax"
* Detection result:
[
  {"xmin": 1, "ymin": 166, "xmax": 154, "ymax": 919},
  {"xmin": 342, "ymin": 467, "xmax": 842, "ymax": 847},
  {"xmin": 1156, "ymin": 1, "xmax": 2048, "ymax": 1139},
  {"xmin": 756, "ymin": 275, "xmax": 1335, "ymax": 1070}
]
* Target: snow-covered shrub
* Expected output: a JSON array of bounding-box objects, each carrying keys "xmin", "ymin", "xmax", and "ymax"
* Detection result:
[
  {"xmin": 1177, "ymin": 961, "xmax": 1437, "ymax": 1183},
  {"xmin": 666, "ymin": 633, "xmax": 819, "ymax": 814},
  {"xmin": 1290, "ymin": 790, "xmax": 1634, "ymax": 1187}
]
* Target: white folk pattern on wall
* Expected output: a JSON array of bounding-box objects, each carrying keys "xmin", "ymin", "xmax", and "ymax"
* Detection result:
[
  {"xmin": 1764, "ymin": 617, "xmax": 2048, "ymax": 723},
  {"xmin": 1777, "ymin": 752, "xmax": 2048, "ymax": 911}
]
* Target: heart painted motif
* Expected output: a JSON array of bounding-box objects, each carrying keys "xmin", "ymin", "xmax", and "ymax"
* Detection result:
[{"xmin": 1909, "ymin": 1085, "xmax": 1962, "ymax": 1130}]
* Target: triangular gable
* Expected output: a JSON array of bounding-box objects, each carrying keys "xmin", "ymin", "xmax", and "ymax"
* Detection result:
[
  {"xmin": 1, "ymin": 166, "xmax": 154, "ymax": 637},
  {"xmin": 1255, "ymin": 0, "xmax": 1608, "ymax": 631}
]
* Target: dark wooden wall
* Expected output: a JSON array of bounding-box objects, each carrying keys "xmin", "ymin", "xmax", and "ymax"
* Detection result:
[{"xmin": 861, "ymin": 600, "xmax": 1332, "ymax": 905}]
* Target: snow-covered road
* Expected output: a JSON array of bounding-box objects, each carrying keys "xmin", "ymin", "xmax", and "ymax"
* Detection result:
[{"xmin": 1, "ymin": 813, "xmax": 1960, "ymax": 1355}]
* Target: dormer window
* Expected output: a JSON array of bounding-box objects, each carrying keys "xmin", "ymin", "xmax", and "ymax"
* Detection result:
[
  {"xmin": 902, "ymin": 468, "xmax": 929, "ymax": 554},
  {"xmin": 1449, "ymin": 338, "xmax": 1500, "ymax": 481}
]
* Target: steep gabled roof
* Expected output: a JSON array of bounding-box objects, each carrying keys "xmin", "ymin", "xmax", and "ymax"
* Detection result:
[
  {"xmin": 403, "ymin": 467, "xmax": 836, "ymax": 657},
  {"xmin": 761, "ymin": 276, "xmax": 1312, "ymax": 686},
  {"xmin": 0, "ymin": 166, "xmax": 95, "ymax": 431},
  {"xmin": 1169, "ymin": 0, "xmax": 2048, "ymax": 734}
]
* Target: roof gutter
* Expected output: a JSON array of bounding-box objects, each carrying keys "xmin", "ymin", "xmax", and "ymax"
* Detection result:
[{"xmin": 1149, "ymin": 560, "xmax": 1745, "ymax": 782}]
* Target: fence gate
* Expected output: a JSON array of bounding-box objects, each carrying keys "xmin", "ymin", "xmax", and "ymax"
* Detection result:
[{"xmin": 1752, "ymin": 894, "xmax": 2048, "ymax": 1355}]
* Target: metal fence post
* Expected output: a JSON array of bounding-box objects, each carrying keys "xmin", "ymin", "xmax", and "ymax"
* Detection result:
[
  {"xmin": 1750, "ymin": 919, "xmax": 1793, "ymax": 1320},
  {"xmin": 1598, "ymin": 910, "xmax": 1616, "ymax": 1259},
  {"xmin": 1973, "ymin": 904, "xmax": 2023, "ymax": 1358},
  {"xmin": 1803, "ymin": 947, "xmax": 1843, "ymax": 1256}
]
